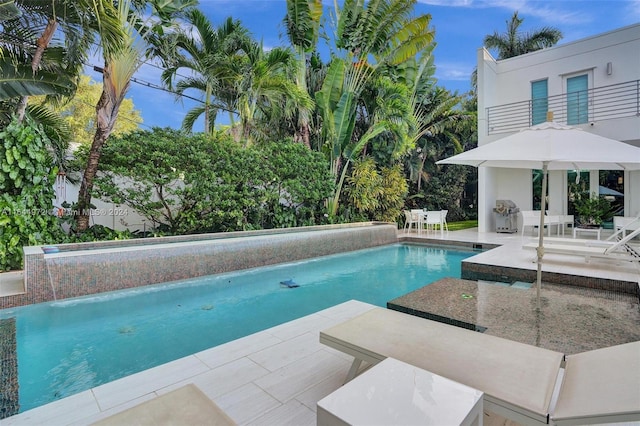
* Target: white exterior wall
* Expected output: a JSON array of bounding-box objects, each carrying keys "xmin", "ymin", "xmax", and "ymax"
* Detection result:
[
  {"xmin": 56, "ymin": 180, "xmax": 149, "ymax": 233},
  {"xmin": 477, "ymin": 23, "xmax": 640, "ymax": 232}
]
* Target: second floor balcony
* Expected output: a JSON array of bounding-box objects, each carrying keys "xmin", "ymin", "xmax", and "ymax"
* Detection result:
[{"xmin": 486, "ymin": 80, "xmax": 639, "ymax": 135}]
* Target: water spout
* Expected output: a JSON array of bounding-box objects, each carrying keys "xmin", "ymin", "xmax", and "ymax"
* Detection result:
[{"xmin": 45, "ymin": 260, "xmax": 58, "ymax": 301}]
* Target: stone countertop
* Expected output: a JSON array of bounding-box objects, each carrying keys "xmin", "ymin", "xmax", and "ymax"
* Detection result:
[{"xmin": 388, "ymin": 278, "xmax": 640, "ymax": 355}]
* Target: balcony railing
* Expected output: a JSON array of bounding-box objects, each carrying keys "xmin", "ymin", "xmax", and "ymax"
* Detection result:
[{"xmin": 486, "ymin": 80, "xmax": 640, "ymax": 135}]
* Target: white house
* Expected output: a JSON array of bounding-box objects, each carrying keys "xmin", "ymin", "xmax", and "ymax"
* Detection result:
[{"xmin": 475, "ymin": 23, "xmax": 640, "ymax": 233}]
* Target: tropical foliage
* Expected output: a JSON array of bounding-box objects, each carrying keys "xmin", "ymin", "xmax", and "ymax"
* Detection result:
[
  {"xmin": 570, "ymin": 187, "xmax": 614, "ymax": 226},
  {"xmin": 471, "ymin": 10, "xmax": 563, "ymax": 90},
  {"xmin": 346, "ymin": 158, "xmax": 408, "ymax": 222},
  {"xmin": 484, "ymin": 11, "xmax": 563, "ymax": 59},
  {"xmin": 33, "ymin": 76, "xmax": 142, "ymax": 146},
  {"xmin": 316, "ymin": 0, "xmax": 437, "ymax": 216},
  {"xmin": 77, "ymin": 128, "xmax": 334, "ymax": 233},
  {"xmin": 153, "ymin": 10, "xmax": 250, "ymax": 134},
  {"xmin": 0, "ymin": 0, "xmax": 490, "ymax": 271},
  {"xmin": 75, "ymin": 0, "xmax": 196, "ymax": 232},
  {"xmin": 0, "ymin": 118, "xmax": 65, "ymax": 271}
]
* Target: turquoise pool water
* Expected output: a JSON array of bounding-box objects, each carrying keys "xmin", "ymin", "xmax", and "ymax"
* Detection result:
[{"xmin": 2, "ymin": 243, "xmax": 474, "ymax": 413}]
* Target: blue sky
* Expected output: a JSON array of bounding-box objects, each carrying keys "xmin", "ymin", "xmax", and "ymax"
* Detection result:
[{"xmin": 99, "ymin": 0, "xmax": 640, "ymax": 132}]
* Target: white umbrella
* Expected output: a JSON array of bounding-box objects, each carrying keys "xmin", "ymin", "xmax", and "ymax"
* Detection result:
[{"xmin": 436, "ymin": 121, "xmax": 640, "ymax": 310}]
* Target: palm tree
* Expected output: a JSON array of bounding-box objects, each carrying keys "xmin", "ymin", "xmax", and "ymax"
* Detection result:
[
  {"xmin": 0, "ymin": 0, "xmax": 20, "ymax": 20},
  {"xmin": 284, "ymin": 0, "xmax": 322, "ymax": 148},
  {"xmin": 75, "ymin": 0, "xmax": 194, "ymax": 232},
  {"xmin": 0, "ymin": 0, "xmax": 102, "ymax": 113},
  {"xmin": 155, "ymin": 10, "xmax": 249, "ymax": 134},
  {"xmin": 405, "ymin": 87, "xmax": 469, "ymax": 191},
  {"xmin": 316, "ymin": 0, "xmax": 436, "ymax": 216},
  {"xmin": 0, "ymin": 0, "xmax": 123, "ymax": 174},
  {"xmin": 470, "ymin": 11, "xmax": 562, "ymax": 90},
  {"xmin": 233, "ymin": 39, "xmax": 313, "ymax": 146},
  {"xmin": 484, "ymin": 11, "xmax": 562, "ymax": 59}
]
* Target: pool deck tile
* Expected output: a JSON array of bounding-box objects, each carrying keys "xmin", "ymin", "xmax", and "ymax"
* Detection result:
[
  {"xmin": 214, "ymin": 382, "xmax": 281, "ymax": 424},
  {"xmin": 245, "ymin": 399, "xmax": 316, "ymax": 426},
  {"xmin": 194, "ymin": 332, "xmax": 284, "ymax": 370},
  {"xmin": 9, "ymin": 390, "xmax": 100, "ymax": 426},
  {"xmin": 253, "ymin": 348, "xmax": 351, "ymax": 403},
  {"xmin": 248, "ymin": 332, "xmax": 321, "ymax": 372}
]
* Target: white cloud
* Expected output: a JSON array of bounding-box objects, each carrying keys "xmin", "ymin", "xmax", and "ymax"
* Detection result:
[
  {"xmin": 417, "ymin": 0, "xmax": 474, "ymax": 5},
  {"xmin": 435, "ymin": 61, "xmax": 474, "ymax": 81},
  {"xmin": 416, "ymin": 0, "xmax": 592, "ymax": 25},
  {"xmin": 626, "ymin": 0, "xmax": 640, "ymax": 21}
]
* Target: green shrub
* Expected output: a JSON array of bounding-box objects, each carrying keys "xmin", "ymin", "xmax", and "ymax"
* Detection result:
[{"xmin": 0, "ymin": 118, "xmax": 65, "ymax": 271}]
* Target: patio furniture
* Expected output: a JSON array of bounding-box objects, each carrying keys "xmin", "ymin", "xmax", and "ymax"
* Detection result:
[
  {"xmin": 319, "ymin": 307, "xmax": 564, "ymax": 425},
  {"xmin": 423, "ymin": 210, "xmax": 446, "ymax": 236},
  {"xmin": 93, "ymin": 384, "xmax": 236, "ymax": 426},
  {"xmin": 614, "ymin": 215, "xmax": 640, "ymax": 237},
  {"xmin": 522, "ymin": 227, "xmax": 640, "ymax": 263},
  {"xmin": 551, "ymin": 341, "xmax": 640, "ymax": 425},
  {"xmin": 441, "ymin": 209, "xmax": 449, "ymax": 232},
  {"xmin": 317, "ymin": 357, "xmax": 484, "ymax": 426},
  {"xmin": 548, "ymin": 212, "xmax": 574, "ymax": 235},
  {"xmin": 320, "ymin": 308, "xmax": 640, "ymax": 426},
  {"xmin": 403, "ymin": 210, "xmax": 421, "ymax": 234},
  {"xmin": 521, "ymin": 211, "xmax": 562, "ymax": 238},
  {"xmin": 573, "ymin": 226, "xmax": 601, "ymax": 240},
  {"xmin": 543, "ymin": 216, "xmax": 637, "ymax": 246}
]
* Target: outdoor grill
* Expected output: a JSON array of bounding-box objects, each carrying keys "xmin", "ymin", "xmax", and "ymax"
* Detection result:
[{"xmin": 494, "ymin": 200, "xmax": 519, "ymax": 233}]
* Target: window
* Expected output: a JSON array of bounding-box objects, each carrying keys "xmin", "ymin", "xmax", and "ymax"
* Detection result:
[
  {"xmin": 567, "ymin": 74, "xmax": 588, "ymax": 124},
  {"xmin": 531, "ymin": 79, "xmax": 548, "ymax": 125}
]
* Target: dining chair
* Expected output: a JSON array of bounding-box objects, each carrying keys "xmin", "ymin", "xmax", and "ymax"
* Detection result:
[
  {"xmin": 441, "ymin": 210, "xmax": 449, "ymax": 232},
  {"xmin": 403, "ymin": 210, "xmax": 421, "ymax": 234},
  {"xmin": 424, "ymin": 211, "xmax": 443, "ymax": 235}
]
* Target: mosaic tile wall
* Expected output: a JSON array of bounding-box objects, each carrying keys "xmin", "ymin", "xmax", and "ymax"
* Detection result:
[
  {"xmin": 0, "ymin": 318, "xmax": 18, "ymax": 419},
  {"xmin": 5, "ymin": 223, "xmax": 398, "ymax": 309},
  {"xmin": 461, "ymin": 261, "xmax": 639, "ymax": 297}
]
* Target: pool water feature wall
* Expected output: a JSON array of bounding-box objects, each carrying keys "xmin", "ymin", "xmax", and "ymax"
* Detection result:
[
  {"xmin": 7, "ymin": 223, "xmax": 397, "ymax": 309},
  {"xmin": 0, "ymin": 317, "xmax": 18, "ymax": 417}
]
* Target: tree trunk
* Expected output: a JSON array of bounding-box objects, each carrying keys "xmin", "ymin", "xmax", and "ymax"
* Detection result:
[
  {"xmin": 16, "ymin": 19, "xmax": 58, "ymax": 122},
  {"xmin": 298, "ymin": 117, "xmax": 311, "ymax": 149},
  {"xmin": 76, "ymin": 63, "xmax": 126, "ymax": 232}
]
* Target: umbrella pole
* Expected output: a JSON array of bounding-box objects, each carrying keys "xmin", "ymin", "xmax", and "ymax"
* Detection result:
[{"xmin": 535, "ymin": 163, "xmax": 549, "ymax": 312}]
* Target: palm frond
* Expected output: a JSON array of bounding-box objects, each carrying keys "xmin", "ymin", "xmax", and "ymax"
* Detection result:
[{"xmin": 0, "ymin": 61, "xmax": 76, "ymax": 99}]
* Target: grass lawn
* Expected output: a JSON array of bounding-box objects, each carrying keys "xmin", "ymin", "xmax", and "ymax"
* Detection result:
[{"xmin": 447, "ymin": 220, "xmax": 478, "ymax": 231}]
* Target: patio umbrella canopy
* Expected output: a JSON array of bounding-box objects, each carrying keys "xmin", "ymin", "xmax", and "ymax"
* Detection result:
[
  {"xmin": 436, "ymin": 120, "xmax": 640, "ymax": 310},
  {"xmin": 436, "ymin": 121, "xmax": 640, "ymax": 171}
]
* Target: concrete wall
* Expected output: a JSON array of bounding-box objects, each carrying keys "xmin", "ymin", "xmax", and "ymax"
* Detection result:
[{"xmin": 56, "ymin": 178, "xmax": 150, "ymax": 233}]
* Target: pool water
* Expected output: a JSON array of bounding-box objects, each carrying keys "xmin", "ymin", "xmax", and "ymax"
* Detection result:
[{"xmin": 2, "ymin": 243, "xmax": 474, "ymax": 412}]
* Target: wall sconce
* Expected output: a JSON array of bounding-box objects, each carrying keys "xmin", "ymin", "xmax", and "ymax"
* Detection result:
[
  {"xmin": 618, "ymin": 176, "xmax": 623, "ymax": 185},
  {"xmin": 606, "ymin": 62, "xmax": 613, "ymax": 75}
]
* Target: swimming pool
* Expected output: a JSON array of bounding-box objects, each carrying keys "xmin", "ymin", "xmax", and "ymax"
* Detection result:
[{"xmin": 1, "ymin": 243, "xmax": 474, "ymax": 414}]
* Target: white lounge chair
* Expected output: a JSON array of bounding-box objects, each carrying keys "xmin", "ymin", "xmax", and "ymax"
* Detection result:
[
  {"xmin": 320, "ymin": 307, "xmax": 564, "ymax": 425},
  {"xmin": 542, "ymin": 215, "xmax": 640, "ymax": 247},
  {"xmin": 522, "ymin": 227, "xmax": 640, "ymax": 263},
  {"xmin": 320, "ymin": 308, "xmax": 640, "ymax": 426},
  {"xmin": 551, "ymin": 341, "xmax": 640, "ymax": 425},
  {"xmin": 614, "ymin": 215, "xmax": 640, "ymax": 236}
]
